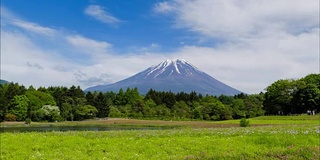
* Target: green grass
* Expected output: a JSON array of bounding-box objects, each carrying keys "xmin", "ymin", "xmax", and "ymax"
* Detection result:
[
  {"xmin": 212, "ymin": 115, "xmax": 320, "ymax": 125},
  {"xmin": 1, "ymin": 125, "xmax": 319, "ymax": 159},
  {"xmin": 1, "ymin": 115, "xmax": 320, "ymax": 159},
  {"xmin": 252, "ymin": 115, "xmax": 319, "ymax": 120}
]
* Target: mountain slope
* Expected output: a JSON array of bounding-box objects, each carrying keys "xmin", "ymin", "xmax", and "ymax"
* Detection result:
[
  {"xmin": 85, "ymin": 59, "xmax": 243, "ymax": 95},
  {"xmin": 0, "ymin": 79, "xmax": 9, "ymax": 85}
]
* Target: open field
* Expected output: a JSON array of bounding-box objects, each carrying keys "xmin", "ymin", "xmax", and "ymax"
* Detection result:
[
  {"xmin": 1, "ymin": 116, "xmax": 319, "ymax": 159},
  {"xmin": 211, "ymin": 115, "xmax": 320, "ymax": 125},
  {"xmin": 1, "ymin": 115, "xmax": 319, "ymax": 128}
]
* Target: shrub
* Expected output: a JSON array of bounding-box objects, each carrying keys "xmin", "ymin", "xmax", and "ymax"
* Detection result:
[
  {"xmin": 240, "ymin": 118, "xmax": 250, "ymax": 127},
  {"xmin": 39, "ymin": 105, "xmax": 62, "ymax": 122},
  {"xmin": 5, "ymin": 113, "xmax": 17, "ymax": 121},
  {"xmin": 25, "ymin": 118, "xmax": 31, "ymax": 125}
]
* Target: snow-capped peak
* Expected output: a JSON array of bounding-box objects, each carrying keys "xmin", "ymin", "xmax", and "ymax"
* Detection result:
[
  {"xmin": 147, "ymin": 59, "xmax": 172, "ymax": 76},
  {"xmin": 170, "ymin": 59, "xmax": 186, "ymax": 63},
  {"xmin": 173, "ymin": 60, "xmax": 181, "ymax": 74},
  {"xmin": 144, "ymin": 59, "xmax": 202, "ymax": 78}
]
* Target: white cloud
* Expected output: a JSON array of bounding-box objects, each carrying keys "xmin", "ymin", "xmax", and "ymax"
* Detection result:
[
  {"xmin": 84, "ymin": 5, "xmax": 121, "ymax": 25},
  {"xmin": 1, "ymin": 31, "xmax": 76, "ymax": 87},
  {"xmin": 11, "ymin": 20, "xmax": 56, "ymax": 36},
  {"xmin": 1, "ymin": 7, "xmax": 56, "ymax": 36},
  {"xmin": 74, "ymin": 71, "xmax": 113, "ymax": 86},
  {"xmin": 1, "ymin": 30, "xmax": 126, "ymax": 88},
  {"xmin": 65, "ymin": 35, "xmax": 112, "ymax": 56},
  {"xmin": 1, "ymin": 29, "xmax": 122, "ymax": 88},
  {"xmin": 26, "ymin": 62, "xmax": 44, "ymax": 70},
  {"xmin": 154, "ymin": 0, "xmax": 319, "ymax": 39},
  {"xmin": 0, "ymin": 9, "xmax": 164, "ymax": 89},
  {"xmin": 154, "ymin": 2, "xmax": 176, "ymax": 14}
]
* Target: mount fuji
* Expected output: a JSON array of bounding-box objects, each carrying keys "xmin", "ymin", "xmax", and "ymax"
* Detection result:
[{"xmin": 85, "ymin": 59, "xmax": 243, "ymax": 95}]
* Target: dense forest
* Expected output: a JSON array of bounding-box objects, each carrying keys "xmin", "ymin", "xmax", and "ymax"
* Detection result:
[{"xmin": 0, "ymin": 74, "xmax": 318, "ymax": 122}]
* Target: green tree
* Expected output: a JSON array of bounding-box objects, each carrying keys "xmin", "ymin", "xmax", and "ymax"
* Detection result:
[
  {"xmin": 114, "ymin": 88, "xmax": 127, "ymax": 105},
  {"xmin": 302, "ymin": 74, "xmax": 320, "ymax": 88},
  {"xmin": 94, "ymin": 92, "xmax": 110, "ymax": 118},
  {"xmin": 0, "ymin": 83, "xmax": 26, "ymax": 121},
  {"xmin": 26, "ymin": 90, "xmax": 56, "ymax": 120},
  {"xmin": 0, "ymin": 84, "xmax": 7, "ymax": 121},
  {"xmin": 163, "ymin": 92, "xmax": 176, "ymax": 109},
  {"xmin": 32, "ymin": 108, "xmax": 46, "ymax": 122},
  {"xmin": 126, "ymin": 87, "xmax": 140, "ymax": 104},
  {"xmin": 154, "ymin": 104, "xmax": 171, "ymax": 120},
  {"xmin": 145, "ymin": 89, "xmax": 162, "ymax": 105},
  {"xmin": 67, "ymin": 85, "xmax": 85, "ymax": 99},
  {"xmin": 8, "ymin": 95, "xmax": 29, "ymax": 121},
  {"xmin": 85, "ymin": 91, "xmax": 95, "ymax": 106},
  {"xmin": 193, "ymin": 105, "xmax": 203, "ymax": 120},
  {"xmin": 263, "ymin": 75, "xmax": 318, "ymax": 115},
  {"xmin": 201, "ymin": 98, "xmax": 228, "ymax": 121},
  {"xmin": 118, "ymin": 104, "xmax": 132, "ymax": 118},
  {"xmin": 219, "ymin": 95, "xmax": 234, "ymax": 105},
  {"xmin": 293, "ymin": 84, "xmax": 320, "ymax": 113},
  {"xmin": 172, "ymin": 101, "xmax": 192, "ymax": 119},
  {"xmin": 189, "ymin": 91, "xmax": 199, "ymax": 103},
  {"xmin": 108, "ymin": 106, "xmax": 123, "ymax": 117},
  {"xmin": 264, "ymin": 79, "xmax": 295, "ymax": 115},
  {"xmin": 231, "ymin": 99, "xmax": 246, "ymax": 119},
  {"xmin": 74, "ymin": 105, "xmax": 98, "ymax": 120},
  {"xmin": 131, "ymin": 99, "xmax": 145, "ymax": 114},
  {"xmin": 51, "ymin": 87, "xmax": 68, "ymax": 107},
  {"xmin": 243, "ymin": 94, "xmax": 264, "ymax": 118},
  {"xmin": 64, "ymin": 95, "xmax": 86, "ymax": 121},
  {"xmin": 60, "ymin": 103, "xmax": 72, "ymax": 121}
]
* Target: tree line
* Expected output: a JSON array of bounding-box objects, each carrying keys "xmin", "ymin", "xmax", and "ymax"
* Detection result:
[
  {"xmin": 0, "ymin": 73, "xmax": 318, "ymax": 122},
  {"xmin": 263, "ymin": 73, "xmax": 319, "ymax": 115}
]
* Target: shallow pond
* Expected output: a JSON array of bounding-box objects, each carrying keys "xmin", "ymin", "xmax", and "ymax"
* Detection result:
[{"xmin": 0, "ymin": 125, "xmax": 174, "ymax": 132}]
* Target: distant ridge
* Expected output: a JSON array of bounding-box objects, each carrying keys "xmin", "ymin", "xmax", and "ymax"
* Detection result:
[
  {"xmin": 85, "ymin": 59, "xmax": 243, "ymax": 95},
  {"xmin": 0, "ymin": 79, "xmax": 9, "ymax": 85}
]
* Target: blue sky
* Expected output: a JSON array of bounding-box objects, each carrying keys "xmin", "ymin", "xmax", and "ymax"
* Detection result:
[
  {"xmin": 1, "ymin": 0, "xmax": 319, "ymax": 93},
  {"xmin": 2, "ymin": 0, "xmax": 194, "ymax": 52}
]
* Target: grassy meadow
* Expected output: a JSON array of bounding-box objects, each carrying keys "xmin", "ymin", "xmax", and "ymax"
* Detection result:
[{"xmin": 1, "ymin": 115, "xmax": 319, "ymax": 159}]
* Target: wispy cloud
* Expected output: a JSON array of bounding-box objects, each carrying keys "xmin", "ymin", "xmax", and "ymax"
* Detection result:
[
  {"xmin": 11, "ymin": 20, "xmax": 56, "ymax": 36},
  {"xmin": 74, "ymin": 70, "xmax": 113, "ymax": 86},
  {"xmin": 154, "ymin": 0, "xmax": 319, "ymax": 39},
  {"xmin": 154, "ymin": 2, "xmax": 176, "ymax": 14},
  {"xmin": 1, "ymin": 7, "xmax": 56, "ymax": 36},
  {"xmin": 84, "ymin": 5, "xmax": 121, "ymax": 25},
  {"xmin": 66, "ymin": 35, "xmax": 112, "ymax": 56},
  {"xmin": 26, "ymin": 62, "xmax": 44, "ymax": 70}
]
